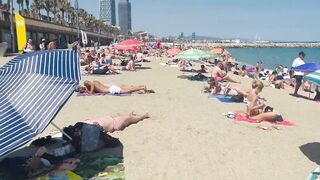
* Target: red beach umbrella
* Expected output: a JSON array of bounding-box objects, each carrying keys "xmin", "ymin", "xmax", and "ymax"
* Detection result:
[
  {"xmin": 114, "ymin": 45, "xmax": 138, "ymax": 52},
  {"xmin": 117, "ymin": 39, "xmax": 144, "ymax": 47}
]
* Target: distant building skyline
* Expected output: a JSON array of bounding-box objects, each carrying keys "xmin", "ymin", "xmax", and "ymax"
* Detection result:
[
  {"xmin": 68, "ymin": 0, "xmax": 320, "ymax": 41},
  {"xmin": 99, "ymin": 0, "xmax": 116, "ymax": 26},
  {"xmin": 118, "ymin": 0, "xmax": 132, "ymax": 35}
]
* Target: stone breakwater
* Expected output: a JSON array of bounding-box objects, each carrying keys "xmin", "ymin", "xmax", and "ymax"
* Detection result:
[{"xmin": 186, "ymin": 42, "xmax": 320, "ymax": 48}]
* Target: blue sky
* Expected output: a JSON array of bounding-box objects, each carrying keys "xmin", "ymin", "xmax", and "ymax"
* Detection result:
[{"xmin": 15, "ymin": 0, "xmax": 320, "ymax": 41}]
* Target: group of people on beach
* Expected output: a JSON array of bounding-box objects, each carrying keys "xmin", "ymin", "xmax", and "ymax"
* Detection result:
[
  {"xmin": 14, "ymin": 40, "xmax": 162, "ymax": 180},
  {"xmin": 165, "ymin": 47, "xmax": 319, "ymax": 123}
]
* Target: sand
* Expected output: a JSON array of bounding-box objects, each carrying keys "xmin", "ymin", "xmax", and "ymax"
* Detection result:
[{"xmin": 1, "ymin": 55, "xmax": 320, "ymax": 180}]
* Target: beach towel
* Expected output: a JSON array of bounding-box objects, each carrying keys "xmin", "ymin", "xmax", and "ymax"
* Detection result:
[
  {"xmin": 77, "ymin": 92, "xmax": 131, "ymax": 97},
  {"xmin": 160, "ymin": 63, "xmax": 179, "ymax": 67},
  {"xmin": 208, "ymin": 94, "xmax": 243, "ymax": 103},
  {"xmin": 307, "ymin": 166, "xmax": 320, "ymax": 180},
  {"xmin": 234, "ymin": 113, "xmax": 295, "ymax": 126}
]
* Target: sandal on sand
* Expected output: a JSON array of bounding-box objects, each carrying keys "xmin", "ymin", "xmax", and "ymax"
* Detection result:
[{"xmin": 145, "ymin": 89, "xmax": 155, "ymax": 94}]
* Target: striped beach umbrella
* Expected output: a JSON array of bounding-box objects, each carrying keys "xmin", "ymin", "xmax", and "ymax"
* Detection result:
[
  {"xmin": 0, "ymin": 50, "xmax": 80, "ymax": 157},
  {"xmin": 304, "ymin": 70, "xmax": 320, "ymax": 86},
  {"xmin": 176, "ymin": 49, "xmax": 217, "ymax": 61}
]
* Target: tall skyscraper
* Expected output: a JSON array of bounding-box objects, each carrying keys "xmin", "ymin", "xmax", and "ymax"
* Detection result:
[
  {"xmin": 99, "ymin": 0, "xmax": 116, "ymax": 26},
  {"xmin": 118, "ymin": 0, "xmax": 132, "ymax": 35}
]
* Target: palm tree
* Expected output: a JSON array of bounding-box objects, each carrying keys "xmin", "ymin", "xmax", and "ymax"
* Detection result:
[
  {"xmin": 59, "ymin": 0, "xmax": 71, "ymax": 23},
  {"xmin": 30, "ymin": 0, "xmax": 41, "ymax": 15},
  {"xmin": 41, "ymin": 0, "xmax": 52, "ymax": 18},
  {"xmin": 51, "ymin": 0, "xmax": 59, "ymax": 21},
  {"xmin": 16, "ymin": 0, "xmax": 23, "ymax": 11},
  {"xmin": 25, "ymin": 0, "xmax": 30, "ymax": 11},
  {"xmin": 66, "ymin": 6, "xmax": 74, "ymax": 23},
  {"xmin": 78, "ymin": 8, "xmax": 88, "ymax": 27}
]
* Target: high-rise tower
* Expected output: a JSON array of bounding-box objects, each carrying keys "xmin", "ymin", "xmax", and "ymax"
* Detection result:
[
  {"xmin": 99, "ymin": 0, "xmax": 116, "ymax": 26},
  {"xmin": 118, "ymin": 0, "xmax": 132, "ymax": 35}
]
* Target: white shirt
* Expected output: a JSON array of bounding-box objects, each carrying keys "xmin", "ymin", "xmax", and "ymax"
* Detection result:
[{"xmin": 292, "ymin": 57, "xmax": 305, "ymax": 76}]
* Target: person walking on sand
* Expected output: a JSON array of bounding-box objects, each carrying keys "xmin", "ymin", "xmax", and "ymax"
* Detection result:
[{"xmin": 291, "ymin": 51, "xmax": 305, "ymax": 97}]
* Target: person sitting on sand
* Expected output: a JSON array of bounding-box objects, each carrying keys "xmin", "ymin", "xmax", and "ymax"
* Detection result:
[
  {"xmin": 122, "ymin": 55, "xmax": 136, "ymax": 71},
  {"xmin": 268, "ymin": 71, "xmax": 286, "ymax": 89},
  {"xmin": 211, "ymin": 62, "xmax": 240, "ymax": 83},
  {"xmin": 240, "ymin": 65, "xmax": 247, "ymax": 77},
  {"xmin": 76, "ymin": 80, "xmax": 155, "ymax": 94},
  {"xmin": 245, "ymin": 80, "xmax": 283, "ymax": 122}
]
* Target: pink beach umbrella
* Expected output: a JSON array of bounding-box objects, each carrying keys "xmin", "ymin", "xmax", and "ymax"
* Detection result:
[
  {"xmin": 117, "ymin": 39, "xmax": 144, "ymax": 47},
  {"xmin": 114, "ymin": 45, "xmax": 138, "ymax": 52},
  {"xmin": 167, "ymin": 48, "xmax": 181, "ymax": 57}
]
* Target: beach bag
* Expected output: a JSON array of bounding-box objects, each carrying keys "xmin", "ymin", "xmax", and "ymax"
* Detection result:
[
  {"xmin": 64, "ymin": 123, "xmax": 121, "ymax": 153},
  {"xmin": 230, "ymin": 94, "xmax": 244, "ymax": 102},
  {"xmin": 92, "ymin": 68, "xmax": 107, "ymax": 74},
  {"xmin": 121, "ymin": 60, "xmax": 128, "ymax": 66}
]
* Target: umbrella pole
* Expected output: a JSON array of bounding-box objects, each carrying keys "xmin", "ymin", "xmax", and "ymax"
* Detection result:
[{"xmin": 50, "ymin": 122, "xmax": 73, "ymax": 141}]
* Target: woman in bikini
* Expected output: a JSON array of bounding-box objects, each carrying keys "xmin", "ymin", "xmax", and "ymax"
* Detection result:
[
  {"xmin": 204, "ymin": 78, "xmax": 247, "ymax": 96},
  {"xmin": 268, "ymin": 71, "xmax": 286, "ymax": 89},
  {"xmin": 78, "ymin": 80, "xmax": 155, "ymax": 94},
  {"xmin": 85, "ymin": 112, "xmax": 150, "ymax": 133},
  {"xmin": 245, "ymin": 80, "xmax": 282, "ymax": 122}
]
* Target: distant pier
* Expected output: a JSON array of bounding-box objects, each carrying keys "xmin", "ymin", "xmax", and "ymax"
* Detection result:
[{"xmin": 187, "ymin": 42, "xmax": 320, "ymax": 48}]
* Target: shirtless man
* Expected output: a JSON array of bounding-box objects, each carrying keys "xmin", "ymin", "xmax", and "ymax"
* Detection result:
[{"xmin": 78, "ymin": 80, "xmax": 154, "ymax": 94}]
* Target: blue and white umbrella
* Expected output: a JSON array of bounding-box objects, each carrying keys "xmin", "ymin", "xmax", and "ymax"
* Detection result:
[{"xmin": 0, "ymin": 50, "xmax": 80, "ymax": 157}]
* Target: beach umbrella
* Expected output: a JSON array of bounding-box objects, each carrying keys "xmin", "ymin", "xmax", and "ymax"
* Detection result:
[
  {"xmin": 0, "ymin": 50, "xmax": 80, "ymax": 157},
  {"xmin": 114, "ymin": 45, "xmax": 138, "ymax": 52},
  {"xmin": 304, "ymin": 70, "xmax": 320, "ymax": 86},
  {"xmin": 293, "ymin": 63, "xmax": 320, "ymax": 72},
  {"xmin": 117, "ymin": 39, "xmax": 144, "ymax": 47},
  {"xmin": 176, "ymin": 49, "xmax": 217, "ymax": 60},
  {"xmin": 167, "ymin": 48, "xmax": 181, "ymax": 57}
]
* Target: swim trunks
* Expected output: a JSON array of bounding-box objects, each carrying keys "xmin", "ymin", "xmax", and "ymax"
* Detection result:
[{"xmin": 107, "ymin": 83, "xmax": 121, "ymax": 94}]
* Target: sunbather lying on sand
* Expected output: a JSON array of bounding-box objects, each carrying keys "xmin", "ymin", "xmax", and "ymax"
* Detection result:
[
  {"xmin": 85, "ymin": 112, "xmax": 150, "ymax": 133},
  {"xmin": 204, "ymin": 78, "xmax": 249, "ymax": 97},
  {"xmin": 180, "ymin": 65, "xmax": 209, "ymax": 73},
  {"xmin": 76, "ymin": 80, "xmax": 155, "ymax": 94},
  {"xmin": 245, "ymin": 80, "xmax": 283, "ymax": 122}
]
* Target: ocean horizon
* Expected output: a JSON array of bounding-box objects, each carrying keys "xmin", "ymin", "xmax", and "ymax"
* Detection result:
[{"xmin": 228, "ymin": 48, "xmax": 320, "ymax": 69}]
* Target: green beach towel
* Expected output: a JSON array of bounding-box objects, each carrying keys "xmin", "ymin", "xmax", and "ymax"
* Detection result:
[{"xmin": 75, "ymin": 154, "xmax": 124, "ymax": 179}]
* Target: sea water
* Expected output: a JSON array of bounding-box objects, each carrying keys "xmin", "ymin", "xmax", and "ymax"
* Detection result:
[{"xmin": 228, "ymin": 48, "xmax": 320, "ymax": 69}]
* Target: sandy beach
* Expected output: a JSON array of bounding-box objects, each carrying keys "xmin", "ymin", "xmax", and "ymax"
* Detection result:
[{"xmin": 1, "ymin": 55, "xmax": 320, "ymax": 180}]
